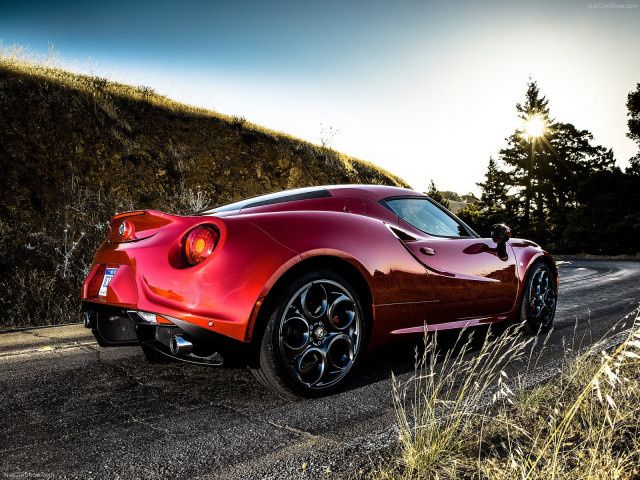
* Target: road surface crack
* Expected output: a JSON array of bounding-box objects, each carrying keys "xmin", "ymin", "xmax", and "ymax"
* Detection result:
[
  {"xmin": 87, "ymin": 346, "xmax": 193, "ymax": 437},
  {"xmin": 106, "ymin": 395, "xmax": 188, "ymax": 437},
  {"xmin": 265, "ymin": 421, "xmax": 317, "ymax": 441},
  {"xmin": 90, "ymin": 346, "xmax": 152, "ymax": 389},
  {"xmin": 219, "ymin": 402, "xmax": 320, "ymax": 442}
]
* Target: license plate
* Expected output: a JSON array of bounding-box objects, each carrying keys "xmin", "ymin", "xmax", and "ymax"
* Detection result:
[{"xmin": 99, "ymin": 267, "xmax": 118, "ymax": 297}]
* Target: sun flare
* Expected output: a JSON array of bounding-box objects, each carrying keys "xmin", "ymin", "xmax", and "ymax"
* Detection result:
[{"xmin": 523, "ymin": 114, "xmax": 546, "ymax": 139}]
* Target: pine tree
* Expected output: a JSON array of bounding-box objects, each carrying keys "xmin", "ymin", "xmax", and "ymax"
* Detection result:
[
  {"xmin": 626, "ymin": 83, "xmax": 640, "ymax": 175},
  {"xmin": 499, "ymin": 80, "xmax": 556, "ymax": 230},
  {"xmin": 459, "ymin": 79, "xmax": 617, "ymax": 249},
  {"xmin": 498, "ymin": 79, "xmax": 615, "ymax": 245},
  {"xmin": 426, "ymin": 180, "xmax": 450, "ymax": 210},
  {"xmin": 477, "ymin": 157, "xmax": 509, "ymax": 212}
]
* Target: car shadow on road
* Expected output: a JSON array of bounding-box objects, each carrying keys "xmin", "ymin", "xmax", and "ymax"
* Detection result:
[{"xmin": 91, "ymin": 322, "xmax": 510, "ymax": 411}]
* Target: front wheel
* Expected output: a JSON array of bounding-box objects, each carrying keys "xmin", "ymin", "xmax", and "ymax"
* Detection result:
[
  {"xmin": 252, "ymin": 271, "xmax": 365, "ymax": 397},
  {"xmin": 520, "ymin": 262, "xmax": 557, "ymax": 334}
]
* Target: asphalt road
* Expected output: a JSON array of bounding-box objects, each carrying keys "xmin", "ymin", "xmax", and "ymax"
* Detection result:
[{"xmin": 1, "ymin": 259, "xmax": 639, "ymax": 479}]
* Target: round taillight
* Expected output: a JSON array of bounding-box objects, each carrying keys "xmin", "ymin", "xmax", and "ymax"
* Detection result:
[
  {"xmin": 184, "ymin": 226, "xmax": 219, "ymax": 265},
  {"xmin": 119, "ymin": 219, "xmax": 135, "ymax": 241}
]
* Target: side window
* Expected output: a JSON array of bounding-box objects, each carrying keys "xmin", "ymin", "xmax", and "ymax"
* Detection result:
[{"xmin": 385, "ymin": 198, "xmax": 470, "ymax": 237}]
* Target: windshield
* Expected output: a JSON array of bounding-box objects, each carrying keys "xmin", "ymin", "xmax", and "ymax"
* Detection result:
[{"xmin": 385, "ymin": 197, "xmax": 473, "ymax": 237}]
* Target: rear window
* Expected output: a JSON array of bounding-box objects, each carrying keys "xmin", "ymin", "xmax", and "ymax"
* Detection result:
[
  {"xmin": 204, "ymin": 187, "xmax": 331, "ymax": 213},
  {"xmin": 385, "ymin": 197, "xmax": 471, "ymax": 237}
]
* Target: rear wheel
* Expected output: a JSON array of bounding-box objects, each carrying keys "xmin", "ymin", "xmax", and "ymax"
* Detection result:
[
  {"xmin": 253, "ymin": 271, "xmax": 365, "ymax": 397},
  {"xmin": 520, "ymin": 262, "xmax": 557, "ymax": 334}
]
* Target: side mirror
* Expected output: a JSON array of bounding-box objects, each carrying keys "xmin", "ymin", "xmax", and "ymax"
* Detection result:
[
  {"xmin": 491, "ymin": 224, "xmax": 511, "ymax": 261},
  {"xmin": 491, "ymin": 224, "xmax": 512, "ymax": 244}
]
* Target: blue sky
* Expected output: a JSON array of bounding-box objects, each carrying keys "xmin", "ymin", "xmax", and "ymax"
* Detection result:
[{"xmin": 2, "ymin": 0, "xmax": 639, "ymax": 194}]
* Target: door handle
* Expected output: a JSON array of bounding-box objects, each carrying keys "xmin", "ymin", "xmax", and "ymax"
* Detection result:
[{"xmin": 420, "ymin": 247, "xmax": 436, "ymax": 256}]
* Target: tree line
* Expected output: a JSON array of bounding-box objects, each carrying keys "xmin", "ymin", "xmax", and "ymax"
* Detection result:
[{"xmin": 437, "ymin": 80, "xmax": 640, "ymax": 255}]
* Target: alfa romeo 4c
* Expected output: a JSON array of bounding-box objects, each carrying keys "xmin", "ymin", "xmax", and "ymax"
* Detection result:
[{"xmin": 82, "ymin": 185, "xmax": 557, "ymax": 396}]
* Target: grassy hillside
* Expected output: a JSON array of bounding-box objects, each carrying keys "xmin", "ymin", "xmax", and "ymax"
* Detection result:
[{"xmin": 0, "ymin": 55, "xmax": 408, "ymax": 329}]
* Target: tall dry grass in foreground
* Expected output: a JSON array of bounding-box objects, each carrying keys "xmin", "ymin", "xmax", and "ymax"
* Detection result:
[{"xmin": 378, "ymin": 309, "xmax": 640, "ymax": 480}]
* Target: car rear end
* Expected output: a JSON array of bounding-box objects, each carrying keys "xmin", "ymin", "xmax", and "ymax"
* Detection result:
[{"xmin": 81, "ymin": 209, "xmax": 297, "ymax": 365}]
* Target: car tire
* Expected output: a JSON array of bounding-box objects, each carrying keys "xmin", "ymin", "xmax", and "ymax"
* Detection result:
[
  {"xmin": 520, "ymin": 262, "xmax": 557, "ymax": 334},
  {"xmin": 253, "ymin": 270, "xmax": 366, "ymax": 397}
]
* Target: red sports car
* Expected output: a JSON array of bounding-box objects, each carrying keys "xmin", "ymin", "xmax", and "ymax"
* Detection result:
[{"xmin": 82, "ymin": 185, "xmax": 557, "ymax": 396}]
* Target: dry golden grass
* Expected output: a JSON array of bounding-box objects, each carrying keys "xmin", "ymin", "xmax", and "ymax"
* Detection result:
[{"xmin": 376, "ymin": 309, "xmax": 640, "ymax": 480}]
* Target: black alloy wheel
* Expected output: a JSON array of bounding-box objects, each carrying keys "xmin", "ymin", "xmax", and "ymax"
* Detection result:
[
  {"xmin": 253, "ymin": 271, "xmax": 364, "ymax": 397},
  {"xmin": 520, "ymin": 262, "xmax": 557, "ymax": 334}
]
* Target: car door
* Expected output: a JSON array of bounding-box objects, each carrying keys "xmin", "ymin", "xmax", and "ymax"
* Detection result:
[{"xmin": 384, "ymin": 197, "xmax": 518, "ymax": 319}]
